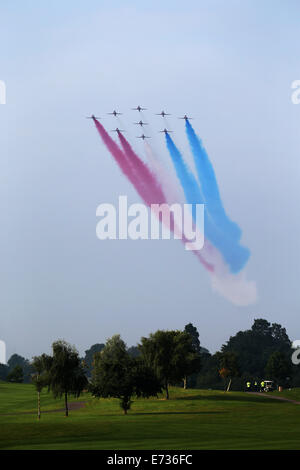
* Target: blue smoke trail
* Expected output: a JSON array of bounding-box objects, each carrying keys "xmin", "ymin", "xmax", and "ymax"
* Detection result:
[
  {"xmin": 165, "ymin": 133, "xmax": 250, "ymax": 273},
  {"xmin": 185, "ymin": 119, "xmax": 241, "ymax": 242}
]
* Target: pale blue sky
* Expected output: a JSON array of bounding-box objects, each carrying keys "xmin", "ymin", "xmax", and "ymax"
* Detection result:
[{"xmin": 0, "ymin": 0, "xmax": 299, "ymax": 359}]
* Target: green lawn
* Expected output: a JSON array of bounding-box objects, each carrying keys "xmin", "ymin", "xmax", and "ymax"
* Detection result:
[
  {"xmin": 269, "ymin": 389, "xmax": 300, "ymax": 401},
  {"xmin": 0, "ymin": 382, "xmax": 300, "ymax": 450}
]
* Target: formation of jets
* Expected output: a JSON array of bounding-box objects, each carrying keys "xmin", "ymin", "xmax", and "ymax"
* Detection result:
[
  {"xmin": 178, "ymin": 115, "xmax": 192, "ymax": 121},
  {"xmin": 86, "ymin": 114, "xmax": 101, "ymax": 119},
  {"xmin": 108, "ymin": 110, "xmax": 122, "ymax": 117},
  {"xmin": 134, "ymin": 120, "xmax": 148, "ymax": 127},
  {"xmin": 111, "ymin": 128, "xmax": 125, "ymax": 133},
  {"xmin": 137, "ymin": 134, "xmax": 150, "ymax": 140},
  {"xmin": 131, "ymin": 106, "xmax": 147, "ymax": 112},
  {"xmin": 88, "ymin": 107, "xmax": 193, "ymax": 138},
  {"xmin": 155, "ymin": 110, "xmax": 171, "ymax": 117}
]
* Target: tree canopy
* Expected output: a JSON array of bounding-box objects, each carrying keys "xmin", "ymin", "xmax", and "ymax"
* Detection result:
[
  {"xmin": 139, "ymin": 330, "xmax": 201, "ymax": 399},
  {"xmin": 221, "ymin": 319, "xmax": 291, "ymax": 377},
  {"xmin": 43, "ymin": 340, "xmax": 88, "ymax": 416},
  {"xmin": 90, "ymin": 335, "xmax": 161, "ymax": 414}
]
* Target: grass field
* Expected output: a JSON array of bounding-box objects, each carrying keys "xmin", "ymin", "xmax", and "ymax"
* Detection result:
[{"xmin": 0, "ymin": 382, "xmax": 300, "ymax": 450}]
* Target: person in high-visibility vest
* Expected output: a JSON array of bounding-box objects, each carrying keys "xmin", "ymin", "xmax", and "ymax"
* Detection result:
[
  {"xmin": 260, "ymin": 381, "xmax": 265, "ymax": 392},
  {"xmin": 254, "ymin": 381, "xmax": 258, "ymax": 391},
  {"xmin": 246, "ymin": 381, "xmax": 251, "ymax": 391}
]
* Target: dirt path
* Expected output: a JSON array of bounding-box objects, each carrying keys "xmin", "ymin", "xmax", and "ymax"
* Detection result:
[
  {"xmin": 0, "ymin": 401, "xmax": 86, "ymax": 416},
  {"xmin": 247, "ymin": 392, "xmax": 300, "ymax": 405}
]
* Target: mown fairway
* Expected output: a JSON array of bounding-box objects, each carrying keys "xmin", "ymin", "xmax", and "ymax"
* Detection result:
[{"xmin": 1, "ymin": 382, "xmax": 300, "ymax": 450}]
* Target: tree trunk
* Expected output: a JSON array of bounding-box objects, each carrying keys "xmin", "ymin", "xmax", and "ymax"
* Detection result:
[
  {"xmin": 183, "ymin": 377, "xmax": 187, "ymax": 389},
  {"xmin": 65, "ymin": 392, "xmax": 69, "ymax": 417},
  {"xmin": 226, "ymin": 378, "xmax": 232, "ymax": 392},
  {"xmin": 38, "ymin": 391, "xmax": 41, "ymax": 420},
  {"xmin": 124, "ymin": 409, "xmax": 127, "ymax": 415}
]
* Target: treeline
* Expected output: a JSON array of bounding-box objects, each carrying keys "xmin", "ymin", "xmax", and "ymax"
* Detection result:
[
  {"xmin": 198, "ymin": 319, "xmax": 298, "ymax": 391},
  {"xmin": 1, "ymin": 319, "xmax": 299, "ymax": 416}
]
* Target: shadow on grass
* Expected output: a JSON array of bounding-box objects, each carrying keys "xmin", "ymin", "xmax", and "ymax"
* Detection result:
[
  {"xmin": 133, "ymin": 410, "xmax": 224, "ymax": 416},
  {"xmin": 0, "ymin": 401, "xmax": 86, "ymax": 416},
  {"xmin": 175, "ymin": 394, "xmax": 279, "ymax": 404}
]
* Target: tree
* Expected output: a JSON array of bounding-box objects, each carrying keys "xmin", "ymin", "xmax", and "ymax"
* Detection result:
[
  {"xmin": 31, "ymin": 355, "xmax": 49, "ymax": 420},
  {"xmin": 127, "ymin": 346, "xmax": 141, "ymax": 358},
  {"xmin": 139, "ymin": 330, "xmax": 201, "ymax": 399},
  {"xmin": 45, "ymin": 340, "xmax": 88, "ymax": 417},
  {"xmin": 216, "ymin": 352, "xmax": 240, "ymax": 391},
  {"xmin": 90, "ymin": 335, "xmax": 161, "ymax": 414},
  {"xmin": 0, "ymin": 364, "xmax": 8, "ymax": 381},
  {"xmin": 195, "ymin": 352, "xmax": 223, "ymax": 390},
  {"xmin": 7, "ymin": 354, "xmax": 32, "ymax": 383},
  {"xmin": 83, "ymin": 343, "xmax": 105, "ymax": 376},
  {"xmin": 221, "ymin": 319, "xmax": 292, "ymax": 378},
  {"xmin": 183, "ymin": 323, "xmax": 202, "ymax": 388},
  {"xmin": 265, "ymin": 351, "xmax": 292, "ymax": 387},
  {"xmin": 184, "ymin": 323, "xmax": 201, "ymax": 354},
  {"xmin": 7, "ymin": 365, "xmax": 24, "ymax": 383}
]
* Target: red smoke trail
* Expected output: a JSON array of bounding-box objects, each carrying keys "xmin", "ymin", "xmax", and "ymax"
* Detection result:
[
  {"xmin": 93, "ymin": 118, "xmax": 213, "ymax": 272},
  {"xmin": 93, "ymin": 118, "xmax": 149, "ymax": 202},
  {"xmin": 117, "ymin": 131, "xmax": 166, "ymax": 205},
  {"xmin": 117, "ymin": 132, "xmax": 213, "ymax": 272}
]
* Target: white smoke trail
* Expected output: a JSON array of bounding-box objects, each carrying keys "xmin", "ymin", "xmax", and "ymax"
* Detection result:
[{"xmin": 144, "ymin": 141, "xmax": 257, "ymax": 306}]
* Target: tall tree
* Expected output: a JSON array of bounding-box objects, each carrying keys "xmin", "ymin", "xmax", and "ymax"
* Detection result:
[
  {"xmin": 0, "ymin": 364, "xmax": 8, "ymax": 381},
  {"xmin": 7, "ymin": 365, "xmax": 24, "ymax": 383},
  {"xmin": 127, "ymin": 346, "xmax": 141, "ymax": 358},
  {"xmin": 45, "ymin": 340, "xmax": 88, "ymax": 417},
  {"xmin": 265, "ymin": 351, "xmax": 292, "ymax": 387},
  {"xmin": 139, "ymin": 330, "xmax": 201, "ymax": 399},
  {"xmin": 183, "ymin": 323, "xmax": 202, "ymax": 388},
  {"xmin": 216, "ymin": 352, "xmax": 240, "ymax": 391},
  {"xmin": 7, "ymin": 354, "xmax": 32, "ymax": 383},
  {"xmin": 184, "ymin": 323, "xmax": 201, "ymax": 354},
  {"xmin": 83, "ymin": 343, "xmax": 105, "ymax": 376},
  {"xmin": 90, "ymin": 335, "xmax": 161, "ymax": 414},
  {"xmin": 221, "ymin": 319, "xmax": 292, "ymax": 378},
  {"xmin": 31, "ymin": 355, "xmax": 49, "ymax": 420}
]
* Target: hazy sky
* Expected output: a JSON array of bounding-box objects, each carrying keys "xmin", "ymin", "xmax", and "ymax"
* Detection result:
[{"xmin": 0, "ymin": 0, "xmax": 299, "ymax": 360}]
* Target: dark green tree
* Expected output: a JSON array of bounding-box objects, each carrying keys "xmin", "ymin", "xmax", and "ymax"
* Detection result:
[
  {"xmin": 221, "ymin": 319, "xmax": 292, "ymax": 378},
  {"xmin": 184, "ymin": 323, "xmax": 201, "ymax": 354},
  {"xmin": 216, "ymin": 351, "xmax": 240, "ymax": 391},
  {"xmin": 45, "ymin": 340, "xmax": 88, "ymax": 417},
  {"xmin": 195, "ymin": 352, "xmax": 223, "ymax": 390},
  {"xmin": 7, "ymin": 354, "xmax": 32, "ymax": 383},
  {"xmin": 183, "ymin": 323, "xmax": 202, "ymax": 388},
  {"xmin": 83, "ymin": 343, "xmax": 105, "ymax": 376},
  {"xmin": 7, "ymin": 365, "xmax": 24, "ymax": 383},
  {"xmin": 90, "ymin": 335, "xmax": 161, "ymax": 414},
  {"xmin": 0, "ymin": 364, "xmax": 8, "ymax": 381},
  {"xmin": 127, "ymin": 346, "xmax": 141, "ymax": 358},
  {"xmin": 265, "ymin": 351, "xmax": 292, "ymax": 387},
  {"xmin": 139, "ymin": 330, "xmax": 201, "ymax": 399}
]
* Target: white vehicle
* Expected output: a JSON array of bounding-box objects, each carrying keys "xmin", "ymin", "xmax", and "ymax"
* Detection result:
[{"xmin": 262, "ymin": 380, "xmax": 274, "ymax": 392}]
